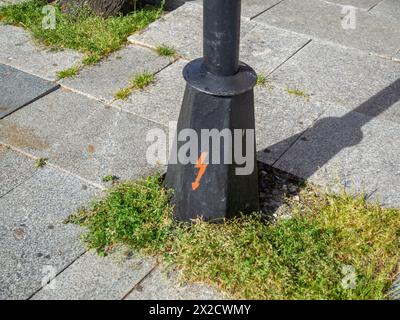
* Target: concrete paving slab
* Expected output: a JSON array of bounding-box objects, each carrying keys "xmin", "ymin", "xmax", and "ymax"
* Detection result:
[
  {"xmin": 240, "ymin": 23, "xmax": 310, "ymax": 76},
  {"xmin": 31, "ymin": 251, "xmax": 156, "ymax": 300},
  {"xmin": 126, "ymin": 266, "xmax": 223, "ymax": 300},
  {"xmin": 0, "ymin": 166, "xmax": 97, "ymax": 299},
  {"xmin": 0, "ymin": 146, "xmax": 36, "ymax": 197},
  {"xmin": 0, "ymin": 64, "xmax": 59, "ymax": 119},
  {"xmin": 254, "ymin": 0, "xmax": 400, "ymax": 57},
  {"xmin": 128, "ymin": 3, "xmax": 255, "ymax": 60},
  {"xmin": 325, "ymin": 0, "xmax": 381, "ymax": 10},
  {"xmin": 255, "ymin": 86, "xmax": 326, "ymax": 165},
  {"xmin": 275, "ymin": 103, "xmax": 400, "ymax": 208},
  {"xmin": 61, "ymin": 45, "xmax": 172, "ymax": 104},
  {"xmin": 0, "ymin": 25, "xmax": 83, "ymax": 81},
  {"xmin": 0, "ymin": 89, "xmax": 167, "ymax": 185},
  {"xmin": 270, "ymin": 40, "xmax": 400, "ymax": 123},
  {"xmin": 370, "ymin": 0, "xmax": 400, "ymax": 20}
]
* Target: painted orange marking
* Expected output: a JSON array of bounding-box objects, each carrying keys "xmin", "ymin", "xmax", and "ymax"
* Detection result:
[{"xmin": 192, "ymin": 152, "xmax": 208, "ymax": 191}]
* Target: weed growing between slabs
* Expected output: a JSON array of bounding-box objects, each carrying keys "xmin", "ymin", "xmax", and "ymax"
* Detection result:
[
  {"xmin": 0, "ymin": 0, "xmax": 162, "ymax": 72},
  {"xmin": 66, "ymin": 174, "xmax": 400, "ymax": 300}
]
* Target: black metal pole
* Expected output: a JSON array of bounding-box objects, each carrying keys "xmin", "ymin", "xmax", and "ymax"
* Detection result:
[
  {"xmin": 203, "ymin": 0, "xmax": 241, "ymax": 76},
  {"xmin": 165, "ymin": 0, "xmax": 259, "ymax": 222}
]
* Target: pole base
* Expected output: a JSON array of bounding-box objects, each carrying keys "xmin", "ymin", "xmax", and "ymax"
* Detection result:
[{"xmin": 164, "ymin": 60, "xmax": 259, "ymax": 222}]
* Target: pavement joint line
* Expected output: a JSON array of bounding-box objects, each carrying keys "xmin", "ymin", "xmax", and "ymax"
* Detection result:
[
  {"xmin": 27, "ymin": 250, "xmax": 88, "ymax": 300},
  {"xmin": 59, "ymin": 83, "xmax": 170, "ymax": 128},
  {"xmin": 249, "ymin": 0, "xmax": 286, "ymax": 20},
  {"xmin": 271, "ymin": 108, "xmax": 326, "ymax": 167},
  {"xmin": 0, "ymin": 170, "xmax": 38, "ymax": 199},
  {"xmin": 0, "ymin": 59, "xmax": 57, "ymax": 82},
  {"xmin": 128, "ymin": 38, "xmax": 189, "ymax": 62},
  {"xmin": 121, "ymin": 262, "xmax": 160, "ymax": 300},
  {"xmin": 0, "ymin": 141, "xmax": 106, "ymax": 190},
  {"xmin": 252, "ymin": 18, "xmax": 399, "ymax": 62},
  {"xmin": 367, "ymin": 0, "xmax": 385, "ymax": 12},
  {"xmin": 268, "ymin": 39, "xmax": 313, "ymax": 77}
]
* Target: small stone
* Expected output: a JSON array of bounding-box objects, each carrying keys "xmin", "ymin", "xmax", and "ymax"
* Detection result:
[
  {"xmin": 293, "ymin": 195, "xmax": 300, "ymax": 201},
  {"xmin": 13, "ymin": 228, "xmax": 26, "ymax": 240}
]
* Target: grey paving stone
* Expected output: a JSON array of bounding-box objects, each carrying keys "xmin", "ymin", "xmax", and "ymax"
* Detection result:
[
  {"xmin": 325, "ymin": 0, "xmax": 381, "ymax": 10},
  {"xmin": 254, "ymin": 0, "xmax": 400, "ymax": 57},
  {"xmin": 126, "ymin": 266, "xmax": 223, "ymax": 300},
  {"xmin": 255, "ymin": 86, "xmax": 326, "ymax": 164},
  {"xmin": 370, "ymin": 0, "xmax": 400, "ymax": 20},
  {"xmin": 0, "ymin": 146, "xmax": 36, "ymax": 197},
  {"xmin": 0, "ymin": 89, "xmax": 167, "ymax": 185},
  {"xmin": 240, "ymin": 23, "xmax": 310, "ymax": 76},
  {"xmin": 31, "ymin": 251, "xmax": 156, "ymax": 300},
  {"xmin": 114, "ymin": 59, "xmax": 186, "ymax": 125},
  {"xmin": 0, "ymin": 64, "xmax": 59, "ymax": 119},
  {"xmin": 0, "ymin": 25, "xmax": 83, "ymax": 81},
  {"xmin": 270, "ymin": 40, "xmax": 400, "ymax": 123},
  {"xmin": 275, "ymin": 103, "xmax": 400, "ymax": 208},
  {"xmin": 128, "ymin": 3, "xmax": 255, "ymax": 60},
  {"xmin": 61, "ymin": 45, "xmax": 172, "ymax": 104},
  {"xmin": 0, "ymin": 166, "xmax": 97, "ymax": 299}
]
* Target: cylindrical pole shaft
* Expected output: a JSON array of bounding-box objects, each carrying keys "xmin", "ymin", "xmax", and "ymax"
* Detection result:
[{"xmin": 203, "ymin": 0, "xmax": 241, "ymax": 76}]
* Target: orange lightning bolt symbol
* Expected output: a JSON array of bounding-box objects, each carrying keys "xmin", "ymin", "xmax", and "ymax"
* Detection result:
[{"xmin": 192, "ymin": 152, "xmax": 208, "ymax": 191}]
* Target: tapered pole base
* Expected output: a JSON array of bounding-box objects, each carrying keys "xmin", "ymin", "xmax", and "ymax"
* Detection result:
[{"xmin": 164, "ymin": 59, "xmax": 259, "ymax": 222}]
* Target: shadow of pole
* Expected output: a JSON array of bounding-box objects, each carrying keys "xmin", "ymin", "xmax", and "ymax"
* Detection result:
[{"xmin": 262, "ymin": 78, "xmax": 400, "ymax": 181}]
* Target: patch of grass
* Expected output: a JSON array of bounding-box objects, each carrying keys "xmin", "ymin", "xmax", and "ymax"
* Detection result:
[
  {"xmin": 102, "ymin": 175, "xmax": 120, "ymax": 183},
  {"xmin": 35, "ymin": 157, "xmax": 48, "ymax": 168},
  {"xmin": 156, "ymin": 45, "xmax": 176, "ymax": 57},
  {"xmin": 56, "ymin": 66, "xmax": 79, "ymax": 79},
  {"xmin": 287, "ymin": 87, "xmax": 310, "ymax": 100},
  {"xmin": 130, "ymin": 72, "xmax": 155, "ymax": 90},
  {"xmin": 0, "ymin": 0, "xmax": 162, "ymax": 63},
  {"xmin": 113, "ymin": 71, "xmax": 155, "ymax": 100},
  {"xmin": 67, "ymin": 175, "xmax": 400, "ymax": 300},
  {"xmin": 256, "ymin": 74, "xmax": 267, "ymax": 86},
  {"xmin": 114, "ymin": 87, "xmax": 132, "ymax": 100}
]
